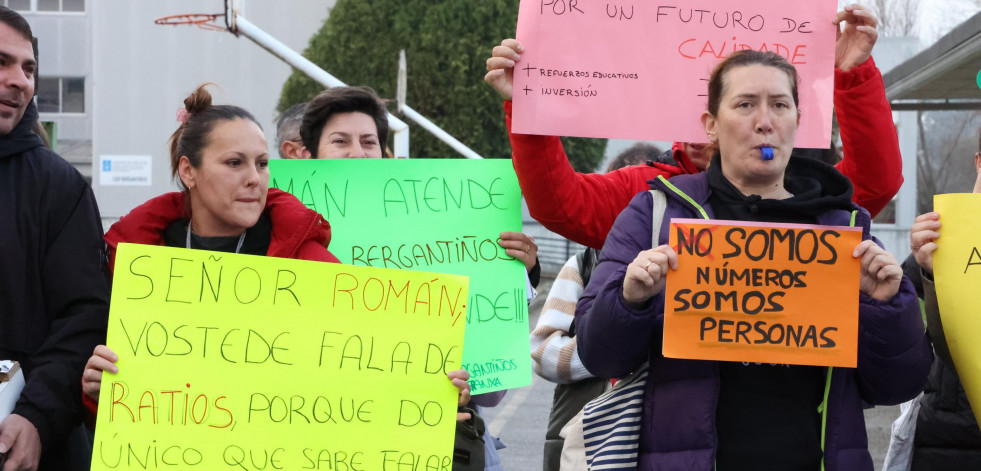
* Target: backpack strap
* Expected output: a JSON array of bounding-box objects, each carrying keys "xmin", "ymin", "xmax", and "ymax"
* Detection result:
[
  {"xmin": 578, "ymin": 247, "xmax": 600, "ymax": 287},
  {"xmin": 649, "ymin": 189, "xmax": 667, "ymax": 248}
]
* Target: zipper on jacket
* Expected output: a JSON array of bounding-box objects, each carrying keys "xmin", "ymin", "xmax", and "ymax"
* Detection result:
[
  {"xmin": 817, "ymin": 210, "xmax": 858, "ymax": 471},
  {"xmin": 817, "ymin": 366, "xmax": 833, "ymax": 471}
]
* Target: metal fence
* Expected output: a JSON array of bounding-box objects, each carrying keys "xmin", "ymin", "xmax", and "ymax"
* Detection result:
[{"xmin": 523, "ymin": 219, "xmax": 587, "ymax": 276}]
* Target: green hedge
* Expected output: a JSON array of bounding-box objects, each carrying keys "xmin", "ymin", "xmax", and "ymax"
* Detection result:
[{"xmin": 278, "ymin": 0, "xmax": 606, "ymax": 171}]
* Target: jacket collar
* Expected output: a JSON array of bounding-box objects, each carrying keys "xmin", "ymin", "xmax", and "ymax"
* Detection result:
[
  {"xmin": 671, "ymin": 142, "xmax": 699, "ymax": 175},
  {"xmin": 0, "ymin": 101, "xmax": 43, "ymax": 159},
  {"xmin": 105, "ymin": 188, "xmax": 332, "ymax": 264}
]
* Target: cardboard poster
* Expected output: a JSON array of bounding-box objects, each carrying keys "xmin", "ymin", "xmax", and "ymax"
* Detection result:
[
  {"xmin": 270, "ymin": 159, "xmax": 529, "ymax": 394},
  {"xmin": 664, "ymin": 219, "xmax": 862, "ymax": 367},
  {"xmin": 91, "ymin": 243, "xmax": 467, "ymax": 470},
  {"xmin": 933, "ymin": 193, "xmax": 981, "ymax": 425},
  {"xmin": 513, "ymin": 0, "xmax": 836, "ymax": 148}
]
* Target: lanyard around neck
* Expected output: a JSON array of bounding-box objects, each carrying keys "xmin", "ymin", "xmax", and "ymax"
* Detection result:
[{"xmin": 186, "ymin": 222, "xmax": 246, "ymax": 254}]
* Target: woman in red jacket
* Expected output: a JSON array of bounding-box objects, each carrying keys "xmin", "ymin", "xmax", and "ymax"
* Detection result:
[
  {"xmin": 80, "ymin": 84, "xmax": 471, "ymax": 417},
  {"xmin": 484, "ymin": 4, "xmax": 901, "ymax": 250}
]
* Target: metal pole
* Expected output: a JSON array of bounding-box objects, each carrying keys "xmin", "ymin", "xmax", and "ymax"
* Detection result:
[
  {"xmin": 232, "ymin": 16, "xmax": 410, "ymax": 158},
  {"xmin": 231, "ymin": 15, "xmax": 484, "ymax": 160},
  {"xmin": 401, "ymin": 105, "xmax": 484, "ymax": 159}
]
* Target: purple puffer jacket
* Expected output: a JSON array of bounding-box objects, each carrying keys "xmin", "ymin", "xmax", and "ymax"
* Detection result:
[{"xmin": 576, "ymin": 171, "xmax": 932, "ymax": 471}]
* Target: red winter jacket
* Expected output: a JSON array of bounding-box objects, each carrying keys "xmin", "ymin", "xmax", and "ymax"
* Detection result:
[
  {"xmin": 85, "ymin": 188, "xmax": 338, "ymax": 419},
  {"xmin": 103, "ymin": 188, "xmax": 340, "ymax": 268},
  {"xmin": 507, "ymin": 57, "xmax": 902, "ymax": 249}
]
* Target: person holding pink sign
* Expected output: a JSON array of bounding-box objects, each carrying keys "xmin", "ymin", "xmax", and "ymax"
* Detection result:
[
  {"xmin": 484, "ymin": 4, "xmax": 901, "ymax": 251},
  {"xmin": 573, "ymin": 49, "xmax": 930, "ymax": 470}
]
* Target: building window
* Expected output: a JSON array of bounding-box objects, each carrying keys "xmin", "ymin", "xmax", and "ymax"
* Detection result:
[
  {"xmin": 3, "ymin": 0, "xmax": 31, "ymax": 11},
  {"xmin": 37, "ymin": 77, "xmax": 84, "ymax": 114},
  {"xmin": 2, "ymin": 0, "xmax": 84, "ymax": 12}
]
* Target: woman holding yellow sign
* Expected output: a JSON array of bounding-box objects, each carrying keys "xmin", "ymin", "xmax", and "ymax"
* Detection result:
[
  {"xmin": 575, "ymin": 51, "xmax": 931, "ymax": 470},
  {"xmin": 896, "ymin": 136, "xmax": 981, "ymax": 470},
  {"xmin": 80, "ymin": 84, "xmax": 473, "ymax": 423}
]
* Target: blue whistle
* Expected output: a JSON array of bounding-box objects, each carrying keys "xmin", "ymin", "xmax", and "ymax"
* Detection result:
[{"xmin": 761, "ymin": 146, "xmax": 774, "ymax": 161}]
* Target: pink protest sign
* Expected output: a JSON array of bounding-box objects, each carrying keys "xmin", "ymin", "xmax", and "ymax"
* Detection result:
[{"xmin": 513, "ymin": 0, "xmax": 837, "ymax": 148}]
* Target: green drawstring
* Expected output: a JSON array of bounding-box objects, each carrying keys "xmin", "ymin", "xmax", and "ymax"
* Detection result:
[
  {"xmin": 656, "ymin": 175, "xmax": 709, "ymax": 219},
  {"xmin": 817, "ymin": 367, "xmax": 833, "ymax": 471}
]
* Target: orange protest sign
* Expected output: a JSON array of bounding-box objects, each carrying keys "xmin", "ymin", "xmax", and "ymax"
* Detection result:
[{"xmin": 663, "ymin": 219, "xmax": 862, "ymax": 367}]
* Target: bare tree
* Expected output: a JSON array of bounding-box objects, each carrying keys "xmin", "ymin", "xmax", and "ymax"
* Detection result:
[
  {"xmin": 916, "ymin": 110, "xmax": 981, "ymax": 213},
  {"xmin": 873, "ymin": 0, "xmax": 920, "ymax": 36}
]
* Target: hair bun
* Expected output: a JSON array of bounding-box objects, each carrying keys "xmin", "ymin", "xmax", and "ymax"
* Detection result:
[{"xmin": 183, "ymin": 83, "xmax": 215, "ymax": 115}]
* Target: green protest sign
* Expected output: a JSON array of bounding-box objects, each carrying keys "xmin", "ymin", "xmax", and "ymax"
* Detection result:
[{"xmin": 270, "ymin": 159, "xmax": 530, "ymax": 393}]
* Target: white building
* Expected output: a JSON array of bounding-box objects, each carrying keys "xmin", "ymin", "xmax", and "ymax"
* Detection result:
[{"xmin": 9, "ymin": 0, "xmax": 336, "ymax": 224}]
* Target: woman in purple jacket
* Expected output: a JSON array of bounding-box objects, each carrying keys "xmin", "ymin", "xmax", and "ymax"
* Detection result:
[{"xmin": 576, "ymin": 49, "xmax": 932, "ymax": 471}]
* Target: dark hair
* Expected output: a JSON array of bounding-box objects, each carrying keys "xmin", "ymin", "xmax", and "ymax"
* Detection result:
[
  {"xmin": 276, "ymin": 102, "xmax": 307, "ymax": 154},
  {"xmin": 607, "ymin": 143, "xmax": 663, "ymax": 173},
  {"xmin": 977, "ymin": 125, "xmax": 981, "ymax": 153},
  {"xmin": 706, "ymin": 50, "xmax": 799, "ymax": 117},
  {"xmin": 168, "ymin": 84, "xmax": 261, "ymax": 189},
  {"xmin": 702, "ymin": 51, "xmax": 800, "ymax": 161},
  {"xmin": 0, "ymin": 7, "xmax": 33, "ymax": 43},
  {"xmin": 300, "ymin": 86, "xmax": 388, "ymax": 158},
  {"xmin": 0, "ymin": 6, "xmax": 37, "ymax": 88}
]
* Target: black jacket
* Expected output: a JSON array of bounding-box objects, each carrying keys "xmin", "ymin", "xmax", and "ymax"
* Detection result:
[{"xmin": 0, "ymin": 101, "xmax": 109, "ymax": 468}]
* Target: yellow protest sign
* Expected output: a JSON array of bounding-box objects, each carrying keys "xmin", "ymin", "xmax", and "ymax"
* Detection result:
[
  {"xmin": 664, "ymin": 219, "xmax": 862, "ymax": 367},
  {"xmin": 92, "ymin": 243, "xmax": 467, "ymax": 471},
  {"xmin": 933, "ymin": 193, "xmax": 981, "ymax": 425}
]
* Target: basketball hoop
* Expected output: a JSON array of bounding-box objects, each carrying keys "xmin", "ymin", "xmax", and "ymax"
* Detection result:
[
  {"xmin": 154, "ymin": 13, "xmax": 227, "ymax": 32},
  {"xmin": 154, "ymin": 0, "xmax": 240, "ymax": 33}
]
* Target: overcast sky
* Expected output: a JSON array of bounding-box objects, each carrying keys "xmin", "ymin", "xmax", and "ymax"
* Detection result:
[
  {"xmin": 835, "ymin": 0, "xmax": 981, "ymax": 42},
  {"xmin": 918, "ymin": 0, "xmax": 980, "ymax": 41}
]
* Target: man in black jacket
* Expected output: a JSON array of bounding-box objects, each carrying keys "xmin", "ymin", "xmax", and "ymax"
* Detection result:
[{"xmin": 0, "ymin": 7, "xmax": 109, "ymax": 470}]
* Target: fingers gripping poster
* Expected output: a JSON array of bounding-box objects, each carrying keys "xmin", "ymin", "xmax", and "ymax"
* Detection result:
[
  {"xmin": 93, "ymin": 244, "xmax": 467, "ymax": 470},
  {"xmin": 271, "ymin": 159, "xmax": 530, "ymax": 395}
]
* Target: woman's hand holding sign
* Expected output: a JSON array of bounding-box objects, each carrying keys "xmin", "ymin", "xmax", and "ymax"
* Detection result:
[
  {"xmin": 498, "ymin": 231, "xmax": 538, "ymax": 273},
  {"xmin": 910, "ymin": 212, "xmax": 941, "ymax": 274},
  {"xmin": 447, "ymin": 369, "xmax": 472, "ymax": 421},
  {"xmin": 854, "ymin": 240, "xmax": 902, "ymax": 302},
  {"xmin": 484, "ymin": 39, "xmax": 524, "ymax": 101},
  {"xmin": 623, "ymin": 245, "xmax": 679, "ymax": 306},
  {"xmin": 82, "ymin": 345, "xmax": 118, "ymax": 402},
  {"xmin": 833, "ymin": 4, "xmax": 879, "ymax": 72}
]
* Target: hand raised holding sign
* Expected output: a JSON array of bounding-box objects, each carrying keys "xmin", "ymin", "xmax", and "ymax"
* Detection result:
[
  {"xmin": 484, "ymin": 39, "xmax": 524, "ymax": 101},
  {"xmin": 910, "ymin": 212, "xmax": 942, "ymax": 274},
  {"xmin": 498, "ymin": 231, "xmax": 538, "ymax": 273},
  {"xmin": 833, "ymin": 4, "xmax": 879, "ymax": 72},
  {"xmin": 854, "ymin": 239, "xmax": 903, "ymax": 301},
  {"xmin": 82, "ymin": 345, "xmax": 119, "ymax": 402},
  {"xmin": 448, "ymin": 369, "xmax": 473, "ymax": 421},
  {"xmin": 623, "ymin": 245, "xmax": 679, "ymax": 306}
]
